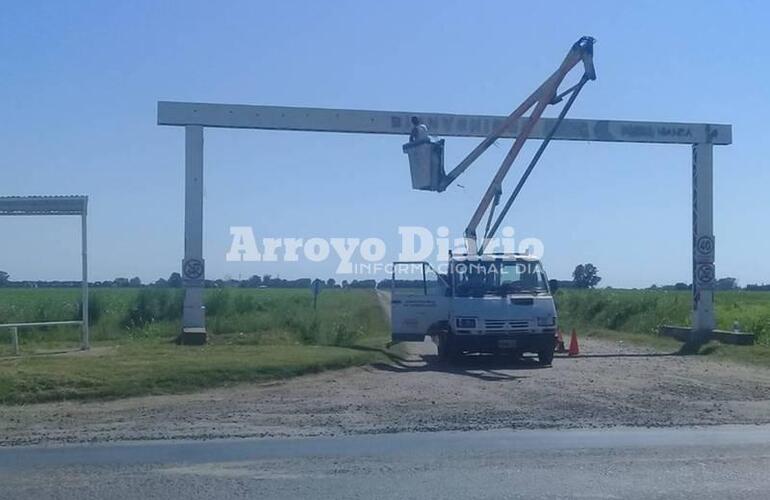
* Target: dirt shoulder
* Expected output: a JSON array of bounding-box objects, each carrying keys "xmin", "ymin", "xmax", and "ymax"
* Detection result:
[{"xmin": 1, "ymin": 335, "xmax": 769, "ymax": 446}]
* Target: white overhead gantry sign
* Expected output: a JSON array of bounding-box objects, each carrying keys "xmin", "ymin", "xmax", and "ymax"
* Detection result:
[{"xmin": 157, "ymin": 101, "xmax": 731, "ymax": 345}]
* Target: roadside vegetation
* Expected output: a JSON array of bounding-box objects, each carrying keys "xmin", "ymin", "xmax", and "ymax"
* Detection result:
[
  {"xmin": 556, "ymin": 289, "xmax": 770, "ymax": 365},
  {"xmin": 0, "ymin": 288, "xmax": 391, "ymax": 404},
  {"xmin": 2, "ymin": 287, "xmax": 769, "ymax": 404}
]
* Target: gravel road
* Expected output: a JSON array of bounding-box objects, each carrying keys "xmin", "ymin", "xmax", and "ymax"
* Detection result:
[{"xmin": 1, "ymin": 334, "xmax": 769, "ymax": 446}]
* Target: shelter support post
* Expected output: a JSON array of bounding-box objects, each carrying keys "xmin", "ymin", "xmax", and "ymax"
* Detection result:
[
  {"xmin": 10, "ymin": 327, "xmax": 19, "ymax": 356},
  {"xmin": 692, "ymin": 143, "xmax": 715, "ymax": 340},
  {"xmin": 81, "ymin": 210, "xmax": 90, "ymax": 350},
  {"xmin": 180, "ymin": 125, "xmax": 207, "ymax": 345}
]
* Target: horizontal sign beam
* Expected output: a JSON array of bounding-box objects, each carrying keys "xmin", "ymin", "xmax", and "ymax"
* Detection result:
[
  {"xmin": 158, "ymin": 101, "xmax": 731, "ymax": 145},
  {"xmin": 0, "ymin": 196, "xmax": 88, "ymax": 216}
]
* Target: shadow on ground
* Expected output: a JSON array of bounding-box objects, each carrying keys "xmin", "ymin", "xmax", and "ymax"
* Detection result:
[
  {"xmin": 350, "ymin": 338, "xmax": 706, "ymax": 383},
  {"xmin": 367, "ymin": 351, "xmax": 541, "ymax": 382},
  {"xmin": 556, "ymin": 352, "xmax": 678, "ymax": 359}
]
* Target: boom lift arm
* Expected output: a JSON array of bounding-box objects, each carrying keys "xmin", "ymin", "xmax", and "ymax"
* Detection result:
[
  {"xmin": 464, "ymin": 36, "xmax": 595, "ymax": 252},
  {"xmin": 407, "ymin": 36, "xmax": 596, "ymax": 254}
]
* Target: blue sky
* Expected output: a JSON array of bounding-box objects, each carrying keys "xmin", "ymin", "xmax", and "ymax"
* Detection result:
[{"xmin": 1, "ymin": 0, "xmax": 768, "ymax": 287}]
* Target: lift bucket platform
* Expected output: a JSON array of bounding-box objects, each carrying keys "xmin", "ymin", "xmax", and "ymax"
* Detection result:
[{"xmin": 403, "ymin": 138, "xmax": 446, "ymax": 191}]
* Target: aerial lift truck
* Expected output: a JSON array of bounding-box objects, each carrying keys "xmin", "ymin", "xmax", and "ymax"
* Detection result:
[{"xmin": 392, "ymin": 37, "xmax": 596, "ymax": 364}]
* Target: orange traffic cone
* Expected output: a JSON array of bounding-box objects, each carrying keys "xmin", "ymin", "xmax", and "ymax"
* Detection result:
[
  {"xmin": 556, "ymin": 329, "xmax": 567, "ymax": 353},
  {"xmin": 568, "ymin": 328, "xmax": 580, "ymax": 356}
]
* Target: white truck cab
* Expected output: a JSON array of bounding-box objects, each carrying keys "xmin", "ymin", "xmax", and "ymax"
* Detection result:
[{"xmin": 390, "ymin": 253, "xmax": 557, "ymax": 365}]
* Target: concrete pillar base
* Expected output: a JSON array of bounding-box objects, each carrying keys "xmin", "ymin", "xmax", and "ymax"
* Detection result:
[
  {"xmin": 176, "ymin": 328, "xmax": 208, "ymax": 346},
  {"xmin": 659, "ymin": 325, "xmax": 755, "ymax": 346}
]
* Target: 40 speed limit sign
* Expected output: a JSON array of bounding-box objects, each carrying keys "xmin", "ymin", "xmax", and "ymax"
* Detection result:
[{"xmin": 695, "ymin": 235, "xmax": 714, "ymax": 262}]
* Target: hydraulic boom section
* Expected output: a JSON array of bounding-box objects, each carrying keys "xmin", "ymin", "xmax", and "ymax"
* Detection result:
[{"xmin": 403, "ymin": 36, "xmax": 596, "ymax": 253}]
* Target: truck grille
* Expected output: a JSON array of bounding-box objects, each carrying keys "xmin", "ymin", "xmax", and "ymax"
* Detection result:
[{"xmin": 484, "ymin": 319, "xmax": 530, "ymax": 331}]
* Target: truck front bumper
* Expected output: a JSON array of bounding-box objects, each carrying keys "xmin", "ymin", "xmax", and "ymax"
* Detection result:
[{"xmin": 452, "ymin": 331, "xmax": 556, "ymax": 354}]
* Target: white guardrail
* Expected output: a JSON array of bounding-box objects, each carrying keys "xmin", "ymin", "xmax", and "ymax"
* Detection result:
[{"xmin": 0, "ymin": 321, "xmax": 85, "ymax": 355}]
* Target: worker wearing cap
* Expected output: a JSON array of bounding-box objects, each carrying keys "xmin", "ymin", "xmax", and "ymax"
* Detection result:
[{"xmin": 409, "ymin": 116, "xmax": 429, "ymax": 143}]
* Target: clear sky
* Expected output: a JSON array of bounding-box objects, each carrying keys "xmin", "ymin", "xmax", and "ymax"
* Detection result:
[{"xmin": 1, "ymin": 0, "xmax": 768, "ymax": 288}]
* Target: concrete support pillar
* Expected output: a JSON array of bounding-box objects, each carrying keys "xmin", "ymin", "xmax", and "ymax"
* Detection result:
[
  {"xmin": 180, "ymin": 125, "xmax": 207, "ymax": 345},
  {"xmin": 692, "ymin": 143, "xmax": 716, "ymax": 339}
]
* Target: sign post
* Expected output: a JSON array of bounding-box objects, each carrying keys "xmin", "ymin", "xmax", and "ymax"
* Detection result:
[
  {"xmin": 312, "ymin": 279, "xmax": 322, "ymax": 310},
  {"xmin": 180, "ymin": 125, "xmax": 207, "ymax": 345},
  {"xmin": 692, "ymin": 143, "xmax": 716, "ymax": 340}
]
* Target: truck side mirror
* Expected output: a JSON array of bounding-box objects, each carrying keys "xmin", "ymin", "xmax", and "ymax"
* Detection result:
[{"xmin": 548, "ymin": 279, "xmax": 559, "ymax": 293}]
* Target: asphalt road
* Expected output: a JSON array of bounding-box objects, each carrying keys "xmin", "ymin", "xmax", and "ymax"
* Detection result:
[{"xmin": 2, "ymin": 425, "xmax": 770, "ymax": 499}]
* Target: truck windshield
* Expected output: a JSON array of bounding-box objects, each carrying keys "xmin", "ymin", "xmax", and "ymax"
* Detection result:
[{"xmin": 452, "ymin": 260, "xmax": 548, "ymax": 297}]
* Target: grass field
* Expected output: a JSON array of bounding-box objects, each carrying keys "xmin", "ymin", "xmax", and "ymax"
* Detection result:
[
  {"xmin": 1, "ymin": 287, "xmax": 769, "ymax": 404},
  {"xmin": 555, "ymin": 289, "xmax": 770, "ymax": 342},
  {"xmin": 555, "ymin": 289, "xmax": 770, "ymax": 366},
  {"xmin": 0, "ymin": 287, "xmax": 386, "ymax": 345},
  {"xmin": 0, "ymin": 288, "xmax": 391, "ymax": 404}
]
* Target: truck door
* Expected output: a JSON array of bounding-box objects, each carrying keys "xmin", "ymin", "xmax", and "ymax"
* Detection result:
[{"xmin": 390, "ymin": 262, "xmax": 449, "ymax": 342}]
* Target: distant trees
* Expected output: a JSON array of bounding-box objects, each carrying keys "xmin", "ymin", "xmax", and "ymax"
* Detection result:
[
  {"xmin": 348, "ymin": 279, "xmax": 377, "ymax": 289},
  {"xmin": 167, "ymin": 272, "xmax": 183, "ymax": 288},
  {"xmin": 572, "ymin": 263, "xmax": 602, "ymax": 289},
  {"xmin": 293, "ymin": 278, "xmax": 312, "ymax": 288},
  {"xmin": 0, "ymin": 269, "xmax": 379, "ymax": 291},
  {"xmin": 648, "ymin": 277, "xmax": 738, "ymax": 291},
  {"xmin": 245, "ymin": 274, "xmax": 262, "ymax": 287},
  {"xmin": 113, "ymin": 277, "xmax": 130, "ymax": 287},
  {"xmin": 715, "ymin": 277, "xmax": 738, "ymax": 291},
  {"xmin": 0, "ymin": 264, "xmax": 758, "ymax": 292}
]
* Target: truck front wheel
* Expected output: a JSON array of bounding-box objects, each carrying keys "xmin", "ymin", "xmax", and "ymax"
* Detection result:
[
  {"xmin": 538, "ymin": 348, "xmax": 554, "ymax": 366},
  {"xmin": 437, "ymin": 333, "xmax": 458, "ymax": 363}
]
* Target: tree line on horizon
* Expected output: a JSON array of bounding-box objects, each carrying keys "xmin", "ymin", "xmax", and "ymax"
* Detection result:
[
  {"xmin": 0, "ymin": 270, "xmax": 378, "ymax": 290},
  {"xmin": 0, "ymin": 268, "xmax": 767, "ymax": 291}
]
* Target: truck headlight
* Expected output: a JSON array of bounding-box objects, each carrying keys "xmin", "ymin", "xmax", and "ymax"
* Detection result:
[
  {"xmin": 537, "ymin": 316, "xmax": 555, "ymax": 327},
  {"xmin": 456, "ymin": 317, "xmax": 477, "ymax": 328}
]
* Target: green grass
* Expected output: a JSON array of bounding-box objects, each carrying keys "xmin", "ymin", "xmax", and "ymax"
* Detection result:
[
  {"xmin": 3, "ymin": 287, "xmax": 768, "ymax": 404},
  {"xmin": 580, "ymin": 327, "xmax": 684, "ymax": 351},
  {"xmin": 0, "ymin": 288, "xmax": 392, "ymax": 404},
  {"xmin": 0, "ymin": 341, "xmax": 386, "ymax": 404},
  {"xmin": 556, "ymin": 289, "xmax": 770, "ymax": 366},
  {"xmin": 0, "ymin": 287, "xmax": 386, "ymax": 346}
]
